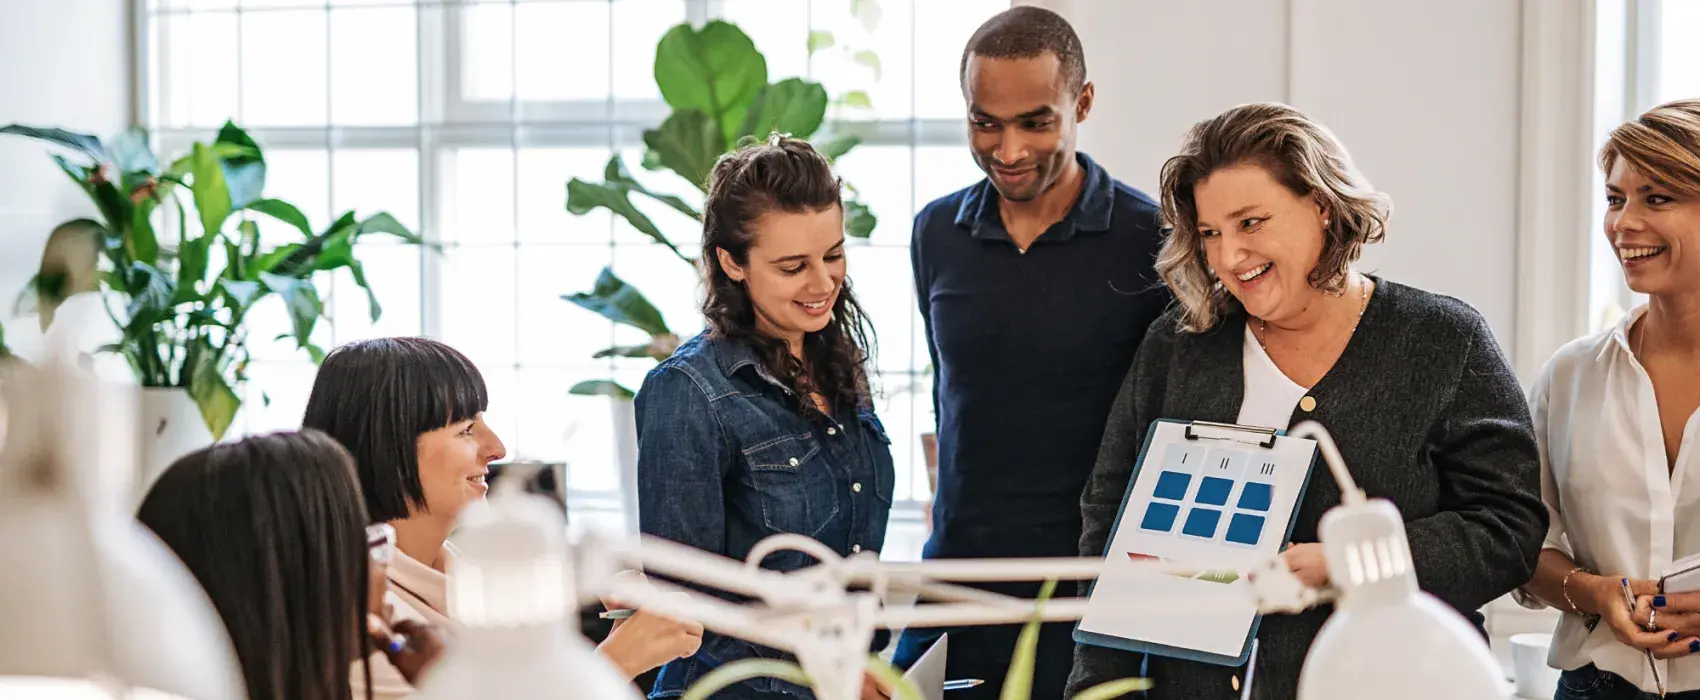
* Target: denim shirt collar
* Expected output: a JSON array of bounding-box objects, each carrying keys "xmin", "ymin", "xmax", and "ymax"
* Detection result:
[
  {"xmin": 953, "ymin": 151, "xmax": 1114, "ymax": 243},
  {"xmin": 705, "ymin": 333, "xmax": 794, "ymax": 396}
]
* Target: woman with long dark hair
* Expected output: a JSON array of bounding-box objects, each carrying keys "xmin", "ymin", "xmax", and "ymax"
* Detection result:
[
  {"xmin": 634, "ymin": 135, "xmax": 896, "ymax": 699},
  {"xmin": 137, "ymin": 429, "xmax": 443, "ymax": 700}
]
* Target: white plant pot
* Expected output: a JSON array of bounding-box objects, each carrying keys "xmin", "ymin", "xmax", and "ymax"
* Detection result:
[
  {"xmin": 136, "ymin": 387, "xmax": 214, "ymax": 506},
  {"xmin": 611, "ymin": 397, "xmax": 639, "ymax": 534}
]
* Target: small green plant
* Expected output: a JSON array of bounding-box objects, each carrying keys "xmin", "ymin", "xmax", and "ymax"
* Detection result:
[
  {"xmin": 562, "ymin": 18, "xmax": 881, "ymax": 398},
  {"xmin": 0, "ymin": 122, "xmax": 422, "ymax": 438}
]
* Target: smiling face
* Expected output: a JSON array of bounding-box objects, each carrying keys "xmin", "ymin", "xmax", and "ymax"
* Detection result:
[
  {"xmin": 412, "ymin": 412, "xmax": 505, "ymax": 521},
  {"xmin": 1605, "ymin": 159, "xmax": 1700, "ymax": 298},
  {"xmin": 1193, "ymin": 162, "xmax": 1331, "ymax": 324},
  {"xmin": 716, "ymin": 206, "xmax": 847, "ymax": 347},
  {"xmin": 963, "ymin": 52, "xmax": 1091, "ymax": 202}
]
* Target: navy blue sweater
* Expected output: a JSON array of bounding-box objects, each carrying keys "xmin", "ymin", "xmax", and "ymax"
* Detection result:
[{"xmin": 913, "ymin": 152, "xmax": 1170, "ymax": 560}]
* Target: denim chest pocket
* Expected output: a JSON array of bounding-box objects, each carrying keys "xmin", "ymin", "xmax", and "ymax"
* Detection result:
[
  {"xmin": 858, "ymin": 411, "xmax": 896, "ymax": 507},
  {"xmin": 741, "ymin": 433, "xmax": 841, "ymax": 540}
]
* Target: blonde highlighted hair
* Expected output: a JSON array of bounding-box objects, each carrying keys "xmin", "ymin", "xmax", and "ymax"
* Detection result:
[
  {"xmin": 1155, "ymin": 102, "xmax": 1392, "ymax": 332},
  {"xmin": 1600, "ymin": 98, "xmax": 1700, "ymax": 198}
]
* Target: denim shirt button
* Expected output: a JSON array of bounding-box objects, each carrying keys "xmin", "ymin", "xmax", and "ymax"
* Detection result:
[
  {"xmin": 827, "ymin": 427, "xmax": 838, "ymax": 435},
  {"xmin": 788, "ymin": 457, "xmax": 799, "ymax": 466},
  {"xmin": 852, "ymin": 482, "xmax": 862, "ymax": 493},
  {"xmin": 852, "ymin": 544, "xmax": 862, "ymax": 553}
]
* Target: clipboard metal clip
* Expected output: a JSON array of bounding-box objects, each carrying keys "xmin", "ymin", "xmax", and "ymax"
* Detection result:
[{"xmin": 1183, "ymin": 421, "xmax": 1279, "ymax": 449}]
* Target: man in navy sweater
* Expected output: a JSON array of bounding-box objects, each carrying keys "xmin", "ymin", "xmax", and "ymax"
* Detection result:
[{"xmin": 892, "ymin": 7, "xmax": 1171, "ymax": 698}]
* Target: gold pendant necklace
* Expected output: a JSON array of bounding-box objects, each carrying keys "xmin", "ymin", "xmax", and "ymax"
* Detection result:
[{"xmin": 1256, "ymin": 274, "xmax": 1371, "ymax": 353}]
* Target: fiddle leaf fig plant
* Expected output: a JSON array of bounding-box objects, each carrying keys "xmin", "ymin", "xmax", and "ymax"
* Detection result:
[
  {"xmin": 1, "ymin": 120, "xmax": 423, "ymax": 439},
  {"xmin": 563, "ymin": 18, "xmax": 880, "ymax": 397}
]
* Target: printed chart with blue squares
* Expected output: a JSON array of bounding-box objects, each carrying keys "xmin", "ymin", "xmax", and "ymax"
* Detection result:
[{"xmin": 1139, "ymin": 443, "xmax": 1280, "ymax": 547}]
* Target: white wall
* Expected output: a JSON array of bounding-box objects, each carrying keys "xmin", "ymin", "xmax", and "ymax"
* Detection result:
[
  {"xmin": 0, "ymin": 0, "xmax": 132, "ymax": 357},
  {"xmin": 1026, "ymin": 0, "xmax": 1524, "ymax": 354},
  {"xmin": 1024, "ymin": 0, "xmax": 1561, "ymax": 672}
]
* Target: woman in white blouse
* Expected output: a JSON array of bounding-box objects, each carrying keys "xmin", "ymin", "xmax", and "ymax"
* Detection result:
[{"xmin": 1518, "ymin": 98, "xmax": 1700, "ymax": 699}]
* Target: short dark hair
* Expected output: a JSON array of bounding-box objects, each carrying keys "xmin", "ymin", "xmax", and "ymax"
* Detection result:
[
  {"xmin": 958, "ymin": 6, "xmax": 1087, "ymax": 95},
  {"xmin": 302, "ymin": 337, "xmax": 489, "ymax": 523},
  {"xmin": 138, "ymin": 429, "xmax": 370, "ymax": 700},
  {"xmin": 700, "ymin": 135, "xmax": 876, "ymax": 419}
]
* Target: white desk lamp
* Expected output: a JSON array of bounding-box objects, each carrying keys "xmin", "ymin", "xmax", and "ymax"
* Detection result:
[
  {"xmin": 420, "ymin": 421, "xmax": 1508, "ymax": 700},
  {"xmin": 0, "ymin": 351, "xmax": 245, "ymax": 699}
]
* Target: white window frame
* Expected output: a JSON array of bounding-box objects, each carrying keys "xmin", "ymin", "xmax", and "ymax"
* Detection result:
[{"xmin": 132, "ymin": 0, "xmax": 987, "ymax": 534}]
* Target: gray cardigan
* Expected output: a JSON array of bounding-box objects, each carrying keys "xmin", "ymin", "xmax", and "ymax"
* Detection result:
[{"xmin": 1066, "ymin": 278, "xmax": 1546, "ymax": 700}]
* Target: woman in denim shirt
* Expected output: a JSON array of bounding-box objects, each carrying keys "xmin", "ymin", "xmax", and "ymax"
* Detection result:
[{"xmin": 635, "ymin": 136, "xmax": 896, "ymax": 700}]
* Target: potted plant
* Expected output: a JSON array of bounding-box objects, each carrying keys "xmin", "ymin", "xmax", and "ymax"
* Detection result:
[{"xmin": 0, "ymin": 122, "xmax": 421, "ymax": 487}]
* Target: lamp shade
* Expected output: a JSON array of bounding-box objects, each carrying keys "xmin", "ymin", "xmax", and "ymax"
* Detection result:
[
  {"xmin": 414, "ymin": 472, "xmax": 639, "ymax": 700},
  {"xmin": 0, "ymin": 358, "xmax": 245, "ymax": 700},
  {"xmin": 1297, "ymin": 498, "xmax": 1507, "ymax": 700}
]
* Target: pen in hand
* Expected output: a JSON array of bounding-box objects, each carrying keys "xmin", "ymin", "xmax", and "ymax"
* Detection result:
[
  {"xmin": 1621, "ymin": 577, "xmax": 1667, "ymax": 696},
  {"xmin": 943, "ymin": 679, "xmax": 983, "ymax": 691}
]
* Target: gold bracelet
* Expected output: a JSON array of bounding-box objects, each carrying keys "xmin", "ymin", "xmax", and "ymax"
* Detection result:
[{"xmin": 1562, "ymin": 566, "xmax": 1589, "ymax": 614}]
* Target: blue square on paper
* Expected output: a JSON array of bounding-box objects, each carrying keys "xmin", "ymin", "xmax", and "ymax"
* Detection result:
[
  {"xmin": 1153, "ymin": 471, "xmax": 1191, "ymax": 501},
  {"xmin": 1141, "ymin": 502, "xmax": 1181, "ymax": 533},
  {"xmin": 1225, "ymin": 513, "xmax": 1266, "ymax": 546},
  {"xmin": 1182, "ymin": 508, "xmax": 1222, "ymax": 538},
  {"xmin": 1195, "ymin": 476, "xmax": 1234, "ymax": 506},
  {"xmin": 1238, "ymin": 482, "xmax": 1274, "ymax": 512}
]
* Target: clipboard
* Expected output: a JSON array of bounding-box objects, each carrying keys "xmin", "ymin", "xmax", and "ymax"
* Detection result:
[{"xmin": 1074, "ymin": 419, "xmax": 1319, "ymax": 667}]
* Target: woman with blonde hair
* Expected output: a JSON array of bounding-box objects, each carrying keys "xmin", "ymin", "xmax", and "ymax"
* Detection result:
[
  {"xmin": 1516, "ymin": 98, "xmax": 1700, "ymax": 699},
  {"xmin": 1066, "ymin": 102, "xmax": 1547, "ymax": 698}
]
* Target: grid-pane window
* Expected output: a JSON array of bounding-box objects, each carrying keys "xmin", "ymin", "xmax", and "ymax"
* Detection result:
[{"xmin": 140, "ymin": 0, "xmax": 1008, "ymax": 551}]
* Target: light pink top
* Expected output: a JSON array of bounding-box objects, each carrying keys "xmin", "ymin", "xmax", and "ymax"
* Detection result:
[{"xmin": 352, "ymin": 544, "xmax": 454, "ymax": 700}]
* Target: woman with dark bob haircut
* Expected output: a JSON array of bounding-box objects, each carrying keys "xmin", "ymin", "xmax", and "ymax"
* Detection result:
[
  {"xmin": 137, "ymin": 429, "xmax": 443, "ymax": 700},
  {"xmin": 303, "ymin": 336, "xmax": 702, "ymax": 698},
  {"xmin": 1066, "ymin": 102, "xmax": 1548, "ymax": 699},
  {"xmin": 633, "ymin": 135, "xmax": 896, "ymax": 699}
]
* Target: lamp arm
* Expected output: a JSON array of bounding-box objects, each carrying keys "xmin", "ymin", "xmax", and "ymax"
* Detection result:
[{"xmin": 583, "ymin": 531, "xmax": 848, "ymax": 610}]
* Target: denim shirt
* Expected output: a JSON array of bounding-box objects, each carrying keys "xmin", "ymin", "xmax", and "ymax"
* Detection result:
[{"xmin": 634, "ymin": 331, "xmax": 896, "ymax": 699}]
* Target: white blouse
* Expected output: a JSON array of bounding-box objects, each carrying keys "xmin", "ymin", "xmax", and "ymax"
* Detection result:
[
  {"xmin": 1237, "ymin": 325, "xmax": 1309, "ymax": 431},
  {"xmin": 1518, "ymin": 306, "xmax": 1700, "ymax": 692}
]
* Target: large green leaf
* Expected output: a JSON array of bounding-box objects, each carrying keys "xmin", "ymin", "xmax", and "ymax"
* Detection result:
[
  {"xmin": 563, "ymin": 267, "xmax": 671, "ymax": 337},
  {"xmin": 1000, "ymin": 578, "xmax": 1057, "ymax": 700},
  {"xmin": 567, "ymin": 156, "xmax": 695, "ymax": 263},
  {"xmin": 215, "ymin": 121, "xmax": 267, "ymax": 209},
  {"xmin": 188, "ymin": 349, "xmax": 241, "ymax": 440},
  {"xmin": 654, "ymin": 20, "xmax": 767, "ymax": 145},
  {"xmin": 604, "ymin": 156, "xmax": 700, "ymax": 223},
  {"xmin": 567, "ymin": 178, "xmax": 673, "ymax": 255},
  {"xmin": 191, "ymin": 142, "xmax": 232, "ymax": 238},
  {"xmin": 0, "ymin": 321, "xmax": 10, "ymax": 358},
  {"xmin": 737, "ymin": 78, "xmax": 830, "ymax": 142},
  {"xmin": 356, "ymin": 211, "xmax": 423, "ymax": 244},
  {"xmin": 247, "ymin": 198, "xmax": 314, "ymax": 240},
  {"xmin": 130, "ymin": 198, "xmax": 160, "ymax": 266},
  {"xmin": 844, "ymin": 199, "xmax": 877, "ymax": 239},
  {"xmin": 259, "ymin": 272, "xmax": 322, "ymax": 348},
  {"xmin": 0, "ymin": 124, "xmax": 107, "ymax": 162},
  {"xmin": 569, "ymin": 380, "xmax": 636, "ymax": 400},
  {"xmin": 645, "ymin": 109, "xmax": 724, "ymax": 193}
]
